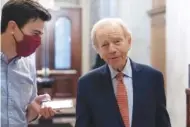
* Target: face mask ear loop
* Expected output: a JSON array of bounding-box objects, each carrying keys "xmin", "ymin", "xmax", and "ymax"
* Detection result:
[{"xmin": 12, "ymin": 33, "xmax": 18, "ymax": 44}]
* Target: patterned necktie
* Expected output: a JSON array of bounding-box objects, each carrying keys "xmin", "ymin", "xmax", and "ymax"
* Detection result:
[{"xmin": 116, "ymin": 72, "xmax": 130, "ymax": 127}]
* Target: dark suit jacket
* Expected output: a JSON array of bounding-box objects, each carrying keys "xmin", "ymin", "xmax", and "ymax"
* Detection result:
[{"xmin": 75, "ymin": 59, "xmax": 171, "ymax": 127}]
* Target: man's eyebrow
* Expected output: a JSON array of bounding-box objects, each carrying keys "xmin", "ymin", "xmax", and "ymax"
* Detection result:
[
  {"xmin": 114, "ymin": 37, "xmax": 122, "ymax": 40},
  {"xmin": 33, "ymin": 30, "xmax": 43, "ymax": 34}
]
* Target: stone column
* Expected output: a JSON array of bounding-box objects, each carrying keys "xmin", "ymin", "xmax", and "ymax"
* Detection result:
[{"xmin": 148, "ymin": 0, "xmax": 166, "ymax": 83}]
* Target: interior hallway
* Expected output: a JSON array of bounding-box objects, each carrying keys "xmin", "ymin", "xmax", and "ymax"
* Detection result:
[{"xmin": 1, "ymin": 0, "xmax": 190, "ymax": 127}]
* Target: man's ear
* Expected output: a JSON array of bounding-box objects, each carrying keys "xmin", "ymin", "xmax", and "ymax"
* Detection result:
[
  {"xmin": 94, "ymin": 44, "xmax": 99, "ymax": 53},
  {"xmin": 128, "ymin": 35, "xmax": 132, "ymax": 45},
  {"xmin": 7, "ymin": 21, "xmax": 17, "ymax": 34},
  {"xmin": 99, "ymin": 54, "xmax": 103, "ymax": 59},
  {"xmin": 96, "ymin": 49, "xmax": 102, "ymax": 59},
  {"xmin": 127, "ymin": 35, "xmax": 132, "ymax": 51}
]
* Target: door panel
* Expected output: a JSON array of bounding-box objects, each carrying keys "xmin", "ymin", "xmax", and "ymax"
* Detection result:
[{"xmin": 36, "ymin": 8, "xmax": 82, "ymax": 98}]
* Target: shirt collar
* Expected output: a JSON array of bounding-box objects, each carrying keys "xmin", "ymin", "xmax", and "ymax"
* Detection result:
[
  {"xmin": 0, "ymin": 52, "xmax": 21, "ymax": 64},
  {"xmin": 108, "ymin": 57, "xmax": 132, "ymax": 79},
  {"xmin": 0, "ymin": 52, "xmax": 7, "ymax": 61}
]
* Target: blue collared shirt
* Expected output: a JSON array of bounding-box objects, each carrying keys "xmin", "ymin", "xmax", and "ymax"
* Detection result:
[
  {"xmin": 108, "ymin": 58, "xmax": 133, "ymax": 127},
  {"xmin": 1, "ymin": 52, "xmax": 37, "ymax": 127}
]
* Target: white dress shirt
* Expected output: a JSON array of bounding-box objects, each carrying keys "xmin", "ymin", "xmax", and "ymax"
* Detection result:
[{"xmin": 108, "ymin": 58, "xmax": 133, "ymax": 127}]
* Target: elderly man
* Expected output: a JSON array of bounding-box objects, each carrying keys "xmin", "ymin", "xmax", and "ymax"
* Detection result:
[
  {"xmin": 75, "ymin": 18, "xmax": 171, "ymax": 127},
  {"xmin": 1, "ymin": 0, "xmax": 55, "ymax": 127}
]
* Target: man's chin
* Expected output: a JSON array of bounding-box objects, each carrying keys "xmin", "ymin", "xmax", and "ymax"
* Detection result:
[
  {"xmin": 109, "ymin": 64, "xmax": 120, "ymax": 70},
  {"xmin": 109, "ymin": 58, "xmax": 120, "ymax": 64},
  {"xmin": 109, "ymin": 61, "xmax": 126, "ymax": 71}
]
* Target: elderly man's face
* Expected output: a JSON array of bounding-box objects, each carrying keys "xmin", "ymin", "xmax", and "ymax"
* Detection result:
[{"xmin": 96, "ymin": 24, "xmax": 131, "ymax": 70}]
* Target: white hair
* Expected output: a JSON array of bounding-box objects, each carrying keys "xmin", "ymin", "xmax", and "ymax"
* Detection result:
[{"xmin": 90, "ymin": 18, "xmax": 132, "ymax": 50}]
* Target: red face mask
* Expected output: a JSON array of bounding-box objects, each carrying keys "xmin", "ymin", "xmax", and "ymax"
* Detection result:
[{"xmin": 13, "ymin": 33, "xmax": 41, "ymax": 57}]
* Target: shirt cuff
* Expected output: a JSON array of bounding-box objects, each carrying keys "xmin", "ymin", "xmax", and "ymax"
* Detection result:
[{"xmin": 29, "ymin": 114, "xmax": 41, "ymax": 123}]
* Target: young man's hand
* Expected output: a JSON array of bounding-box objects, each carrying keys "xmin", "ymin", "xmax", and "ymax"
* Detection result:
[{"xmin": 30, "ymin": 94, "xmax": 56, "ymax": 119}]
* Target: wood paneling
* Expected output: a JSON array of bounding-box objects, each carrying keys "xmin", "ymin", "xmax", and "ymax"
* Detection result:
[{"xmin": 36, "ymin": 8, "xmax": 82, "ymax": 98}]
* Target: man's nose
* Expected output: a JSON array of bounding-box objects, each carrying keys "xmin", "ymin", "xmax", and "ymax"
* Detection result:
[{"xmin": 108, "ymin": 43, "xmax": 117, "ymax": 54}]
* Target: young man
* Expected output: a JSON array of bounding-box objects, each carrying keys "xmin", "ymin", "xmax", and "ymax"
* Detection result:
[
  {"xmin": 75, "ymin": 18, "xmax": 171, "ymax": 127},
  {"xmin": 1, "ymin": 0, "xmax": 55, "ymax": 127}
]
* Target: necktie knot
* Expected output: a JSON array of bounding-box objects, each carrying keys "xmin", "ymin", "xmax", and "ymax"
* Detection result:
[{"xmin": 116, "ymin": 72, "xmax": 124, "ymax": 81}]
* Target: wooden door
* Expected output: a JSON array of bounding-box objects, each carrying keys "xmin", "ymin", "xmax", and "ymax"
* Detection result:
[{"xmin": 36, "ymin": 8, "xmax": 82, "ymax": 98}]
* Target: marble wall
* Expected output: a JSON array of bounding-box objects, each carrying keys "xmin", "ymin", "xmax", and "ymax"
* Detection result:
[
  {"xmin": 89, "ymin": 0, "xmax": 118, "ymax": 69},
  {"xmin": 118, "ymin": 0, "xmax": 152, "ymax": 65},
  {"xmin": 89, "ymin": 0, "xmax": 101, "ymax": 69},
  {"xmin": 1, "ymin": 0, "xmax": 7, "ymax": 7},
  {"xmin": 89, "ymin": 0, "xmax": 152, "ymax": 67},
  {"xmin": 55, "ymin": 0, "xmax": 80, "ymax": 7},
  {"xmin": 80, "ymin": 0, "xmax": 91, "ymax": 74},
  {"xmin": 1, "ymin": 0, "xmax": 8, "ymax": 17},
  {"xmin": 166, "ymin": 0, "xmax": 190, "ymax": 126}
]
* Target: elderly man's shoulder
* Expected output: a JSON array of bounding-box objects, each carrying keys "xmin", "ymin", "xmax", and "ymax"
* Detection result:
[
  {"xmin": 134, "ymin": 61, "xmax": 163, "ymax": 76},
  {"xmin": 78, "ymin": 65, "xmax": 105, "ymax": 83}
]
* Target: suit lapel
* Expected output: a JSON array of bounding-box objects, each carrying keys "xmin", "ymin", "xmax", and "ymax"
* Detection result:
[
  {"xmin": 130, "ymin": 59, "xmax": 143, "ymax": 127},
  {"xmin": 100, "ymin": 65, "xmax": 124, "ymax": 127}
]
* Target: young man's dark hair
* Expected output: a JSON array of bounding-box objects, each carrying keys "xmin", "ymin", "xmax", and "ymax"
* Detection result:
[{"xmin": 1, "ymin": 0, "xmax": 51, "ymax": 33}]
